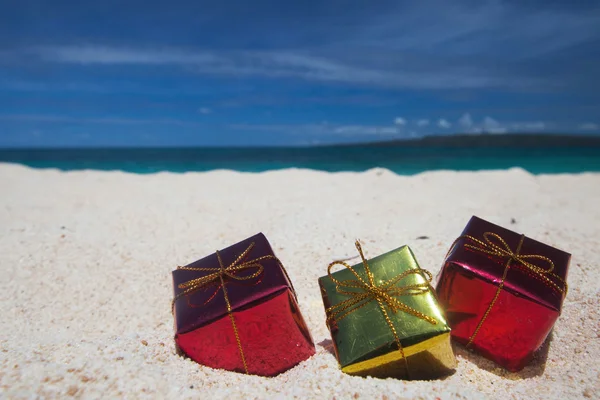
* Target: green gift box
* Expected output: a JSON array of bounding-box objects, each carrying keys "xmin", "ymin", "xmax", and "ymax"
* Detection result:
[{"xmin": 318, "ymin": 241, "xmax": 456, "ymax": 379}]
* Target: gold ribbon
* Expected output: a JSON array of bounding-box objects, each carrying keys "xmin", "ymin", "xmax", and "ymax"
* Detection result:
[
  {"xmin": 325, "ymin": 241, "xmax": 437, "ymax": 377},
  {"xmin": 172, "ymin": 242, "xmax": 288, "ymax": 374},
  {"xmin": 447, "ymin": 232, "xmax": 568, "ymax": 347}
]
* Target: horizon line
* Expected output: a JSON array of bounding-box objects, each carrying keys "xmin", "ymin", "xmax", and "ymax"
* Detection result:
[{"xmin": 2, "ymin": 131, "xmax": 600, "ymax": 150}]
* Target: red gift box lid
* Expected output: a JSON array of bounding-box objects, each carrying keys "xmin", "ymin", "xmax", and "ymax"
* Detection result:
[
  {"xmin": 445, "ymin": 216, "xmax": 570, "ymax": 312},
  {"xmin": 172, "ymin": 233, "xmax": 294, "ymax": 335}
]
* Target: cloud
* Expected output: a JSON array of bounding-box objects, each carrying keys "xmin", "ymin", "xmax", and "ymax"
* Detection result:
[
  {"xmin": 481, "ymin": 116, "xmax": 507, "ymax": 134},
  {"xmin": 458, "ymin": 113, "xmax": 473, "ymax": 129},
  {"xmin": 416, "ymin": 119, "xmax": 430, "ymax": 127},
  {"xmin": 0, "ymin": 113, "xmax": 202, "ymax": 127},
  {"xmin": 334, "ymin": 125, "xmax": 399, "ymax": 136},
  {"xmin": 394, "ymin": 117, "xmax": 406, "ymax": 125},
  {"xmin": 229, "ymin": 122, "xmax": 402, "ymax": 137},
  {"xmin": 511, "ymin": 121, "xmax": 546, "ymax": 131},
  {"xmin": 28, "ymin": 46, "xmax": 397, "ymax": 87},
  {"xmin": 198, "ymin": 107, "xmax": 212, "ymax": 114},
  {"xmin": 459, "ymin": 115, "xmax": 507, "ymax": 134},
  {"xmin": 438, "ymin": 119, "xmax": 451, "ymax": 129},
  {"xmin": 579, "ymin": 122, "xmax": 599, "ymax": 131},
  {"xmin": 347, "ymin": 2, "xmax": 600, "ymax": 66},
  {"xmin": 34, "ymin": 46, "xmax": 219, "ymax": 65},
  {"xmin": 20, "ymin": 45, "xmax": 551, "ymax": 90}
]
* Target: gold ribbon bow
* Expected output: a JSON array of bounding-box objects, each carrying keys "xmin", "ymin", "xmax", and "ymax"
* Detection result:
[
  {"xmin": 448, "ymin": 232, "xmax": 568, "ymax": 346},
  {"xmin": 172, "ymin": 242, "xmax": 286, "ymax": 374},
  {"xmin": 325, "ymin": 241, "xmax": 437, "ymax": 376}
]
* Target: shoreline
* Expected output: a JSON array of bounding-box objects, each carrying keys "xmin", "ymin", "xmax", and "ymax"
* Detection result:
[
  {"xmin": 2, "ymin": 145, "xmax": 600, "ymax": 176},
  {"xmin": 2, "ymin": 162, "xmax": 600, "ymax": 178}
]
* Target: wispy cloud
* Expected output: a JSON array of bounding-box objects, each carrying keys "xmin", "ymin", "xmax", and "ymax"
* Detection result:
[
  {"xmin": 579, "ymin": 122, "xmax": 599, "ymax": 131},
  {"xmin": 190, "ymin": 116, "xmax": 560, "ymax": 138},
  {"xmin": 416, "ymin": 119, "xmax": 430, "ymax": 127},
  {"xmin": 348, "ymin": 2, "xmax": 600, "ymax": 59},
  {"xmin": 333, "ymin": 125, "xmax": 399, "ymax": 136},
  {"xmin": 198, "ymin": 107, "xmax": 212, "ymax": 115},
  {"xmin": 458, "ymin": 113, "xmax": 473, "ymax": 129},
  {"xmin": 0, "ymin": 113, "xmax": 203, "ymax": 127},
  {"xmin": 438, "ymin": 119, "xmax": 451, "ymax": 129},
  {"xmin": 481, "ymin": 116, "xmax": 507, "ymax": 134},
  {"xmin": 394, "ymin": 117, "xmax": 406, "ymax": 125},
  {"xmin": 17, "ymin": 45, "xmax": 553, "ymax": 90},
  {"xmin": 229, "ymin": 122, "xmax": 402, "ymax": 137},
  {"xmin": 453, "ymin": 115, "xmax": 547, "ymax": 134},
  {"xmin": 33, "ymin": 46, "xmax": 219, "ymax": 65},
  {"xmin": 511, "ymin": 121, "xmax": 546, "ymax": 131}
]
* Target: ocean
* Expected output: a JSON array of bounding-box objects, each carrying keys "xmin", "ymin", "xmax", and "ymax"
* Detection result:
[{"xmin": 1, "ymin": 144, "xmax": 599, "ymax": 174}]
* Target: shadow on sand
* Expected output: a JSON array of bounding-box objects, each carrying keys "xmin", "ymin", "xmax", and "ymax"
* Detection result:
[{"xmin": 317, "ymin": 338, "xmax": 336, "ymax": 356}]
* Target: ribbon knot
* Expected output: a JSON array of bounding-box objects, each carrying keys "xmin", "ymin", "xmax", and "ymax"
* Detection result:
[
  {"xmin": 326, "ymin": 241, "xmax": 438, "ymax": 325},
  {"xmin": 175, "ymin": 242, "xmax": 268, "ymax": 303},
  {"xmin": 461, "ymin": 232, "xmax": 566, "ymax": 295}
]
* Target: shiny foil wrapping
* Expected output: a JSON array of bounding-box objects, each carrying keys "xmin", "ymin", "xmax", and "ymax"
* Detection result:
[
  {"xmin": 436, "ymin": 216, "xmax": 570, "ymax": 371},
  {"xmin": 319, "ymin": 245, "xmax": 456, "ymax": 380},
  {"xmin": 172, "ymin": 233, "xmax": 315, "ymax": 376}
]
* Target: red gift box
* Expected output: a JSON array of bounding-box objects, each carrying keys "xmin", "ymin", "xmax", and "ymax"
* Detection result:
[
  {"xmin": 435, "ymin": 216, "xmax": 570, "ymax": 371},
  {"xmin": 172, "ymin": 233, "xmax": 315, "ymax": 376}
]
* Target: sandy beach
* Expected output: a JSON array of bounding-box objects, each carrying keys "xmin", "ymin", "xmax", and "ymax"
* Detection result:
[{"xmin": 0, "ymin": 163, "xmax": 598, "ymax": 399}]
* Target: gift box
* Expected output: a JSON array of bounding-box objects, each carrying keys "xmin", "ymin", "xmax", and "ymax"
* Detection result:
[
  {"xmin": 435, "ymin": 216, "xmax": 570, "ymax": 371},
  {"xmin": 319, "ymin": 241, "xmax": 456, "ymax": 380},
  {"xmin": 172, "ymin": 233, "xmax": 316, "ymax": 376}
]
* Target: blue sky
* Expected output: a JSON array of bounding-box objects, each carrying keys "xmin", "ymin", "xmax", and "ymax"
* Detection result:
[{"xmin": 1, "ymin": 0, "xmax": 600, "ymax": 147}]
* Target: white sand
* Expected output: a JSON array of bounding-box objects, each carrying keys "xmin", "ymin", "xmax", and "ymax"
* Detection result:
[{"xmin": 0, "ymin": 163, "xmax": 598, "ymax": 399}]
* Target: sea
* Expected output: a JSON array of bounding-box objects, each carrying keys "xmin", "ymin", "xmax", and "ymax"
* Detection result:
[{"xmin": 1, "ymin": 135, "xmax": 600, "ymax": 175}]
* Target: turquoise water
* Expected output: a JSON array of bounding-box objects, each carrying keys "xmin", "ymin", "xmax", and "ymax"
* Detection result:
[{"xmin": 1, "ymin": 146, "xmax": 599, "ymax": 174}]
